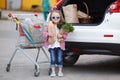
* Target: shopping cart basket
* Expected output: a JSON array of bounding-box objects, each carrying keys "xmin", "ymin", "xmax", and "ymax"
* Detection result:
[{"xmin": 6, "ymin": 13, "xmax": 50, "ymax": 77}]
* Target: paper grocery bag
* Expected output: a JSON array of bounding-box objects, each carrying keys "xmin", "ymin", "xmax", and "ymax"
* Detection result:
[{"xmin": 62, "ymin": 4, "xmax": 79, "ymax": 23}]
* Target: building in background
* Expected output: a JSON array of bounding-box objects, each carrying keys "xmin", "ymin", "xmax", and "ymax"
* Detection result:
[
  {"xmin": 0, "ymin": 0, "xmax": 6, "ymax": 9},
  {"xmin": 21, "ymin": 0, "xmax": 41, "ymax": 11},
  {"xmin": 0, "ymin": 0, "xmax": 59, "ymax": 12},
  {"xmin": 6, "ymin": 0, "xmax": 21, "ymax": 10}
]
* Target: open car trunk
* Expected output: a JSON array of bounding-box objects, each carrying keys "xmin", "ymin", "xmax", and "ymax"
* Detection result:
[{"xmin": 59, "ymin": 0, "xmax": 116, "ymax": 24}]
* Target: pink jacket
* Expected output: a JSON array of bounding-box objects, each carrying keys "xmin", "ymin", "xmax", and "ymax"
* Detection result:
[{"xmin": 43, "ymin": 27, "xmax": 68, "ymax": 50}]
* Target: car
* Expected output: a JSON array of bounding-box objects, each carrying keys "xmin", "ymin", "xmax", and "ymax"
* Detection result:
[{"xmin": 48, "ymin": 0, "xmax": 120, "ymax": 66}]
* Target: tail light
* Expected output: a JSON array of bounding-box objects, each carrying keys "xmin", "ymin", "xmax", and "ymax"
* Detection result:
[{"xmin": 109, "ymin": 0, "xmax": 120, "ymax": 13}]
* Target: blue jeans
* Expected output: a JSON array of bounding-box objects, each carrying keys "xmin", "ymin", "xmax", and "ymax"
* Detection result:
[{"xmin": 49, "ymin": 47, "xmax": 63, "ymax": 68}]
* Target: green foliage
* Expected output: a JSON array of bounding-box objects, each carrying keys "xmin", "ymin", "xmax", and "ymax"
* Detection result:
[{"xmin": 62, "ymin": 22, "xmax": 74, "ymax": 32}]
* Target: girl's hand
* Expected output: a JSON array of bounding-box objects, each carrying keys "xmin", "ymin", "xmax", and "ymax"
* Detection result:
[{"xmin": 57, "ymin": 34, "xmax": 62, "ymax": 38}]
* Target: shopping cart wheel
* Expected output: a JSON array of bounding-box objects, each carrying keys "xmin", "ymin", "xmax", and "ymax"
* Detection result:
[
  {"xmin": 6, "ymin": 64, "xmax": 11, "ymax": 72},
  {"xmin": 34, "ymin": 71, "xmax": 40, "ymax": 77}
]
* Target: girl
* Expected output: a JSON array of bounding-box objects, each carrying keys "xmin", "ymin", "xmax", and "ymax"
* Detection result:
[{"xmin": 43, "ymin": 10, "xmax": 68, "ymax": 77}]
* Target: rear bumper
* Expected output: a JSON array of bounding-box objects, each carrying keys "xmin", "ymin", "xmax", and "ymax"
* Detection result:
[{"xmin": 65, "ymin": 42, "xmax": 120, "ymax": 55}]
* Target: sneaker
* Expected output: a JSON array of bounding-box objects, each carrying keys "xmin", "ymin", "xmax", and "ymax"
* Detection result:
[
  {"xmin": 50, "ymin": 72, "xmax": 56, "ymax": 77},
  {"xmin": 58, "ymin": 72, "xmax": 64, "ymax": 77}
]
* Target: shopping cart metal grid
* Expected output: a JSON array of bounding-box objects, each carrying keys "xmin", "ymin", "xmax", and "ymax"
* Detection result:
[{"xmin": 6, "ymin": 13, "xmax": 50, "ymax": 77}]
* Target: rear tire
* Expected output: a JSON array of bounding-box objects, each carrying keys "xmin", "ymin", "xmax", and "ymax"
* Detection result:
[{"xmin": 63, "ymin": 52, "xmax": 79, "ymax": 66}]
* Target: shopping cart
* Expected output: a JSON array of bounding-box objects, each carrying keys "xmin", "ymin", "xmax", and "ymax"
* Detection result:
[{"xmin": 6, "ymin": 13, "xmax": 50, "ymax": 77}]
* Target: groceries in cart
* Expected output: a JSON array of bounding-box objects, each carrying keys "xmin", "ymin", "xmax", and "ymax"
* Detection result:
[{"xmin": 8, "ymin": 12, "xmax": 46, "ymax": 47}]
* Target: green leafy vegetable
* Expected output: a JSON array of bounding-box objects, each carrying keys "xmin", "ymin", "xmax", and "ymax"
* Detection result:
[{"xmin": 61, "ymin": 22, "xmax": 74, "ymax": 32}]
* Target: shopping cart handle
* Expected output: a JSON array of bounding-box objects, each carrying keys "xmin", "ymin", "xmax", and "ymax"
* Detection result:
[
  {"xmin": 8, "ymin": 12, "xmax": 12, "ymax": 17},
  {"xmin": 34, "ymin": 13, "xmax": 38, "ymax": 16}
]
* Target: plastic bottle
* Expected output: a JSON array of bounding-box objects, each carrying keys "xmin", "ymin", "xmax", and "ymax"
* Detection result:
[{"xmin": 32, "ymin": 25, "xmax": 41, "ymax": 44}]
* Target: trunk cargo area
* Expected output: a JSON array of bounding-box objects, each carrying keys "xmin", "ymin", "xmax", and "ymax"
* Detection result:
[{"xmin": 59, "ymin": 0, "xmax": 116, "ymax": 24}]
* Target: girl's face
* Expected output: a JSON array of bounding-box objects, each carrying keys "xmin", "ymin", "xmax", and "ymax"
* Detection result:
[{"xmin": 51, "ymin": 12, "xmax": 60, "ymax": 24}]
